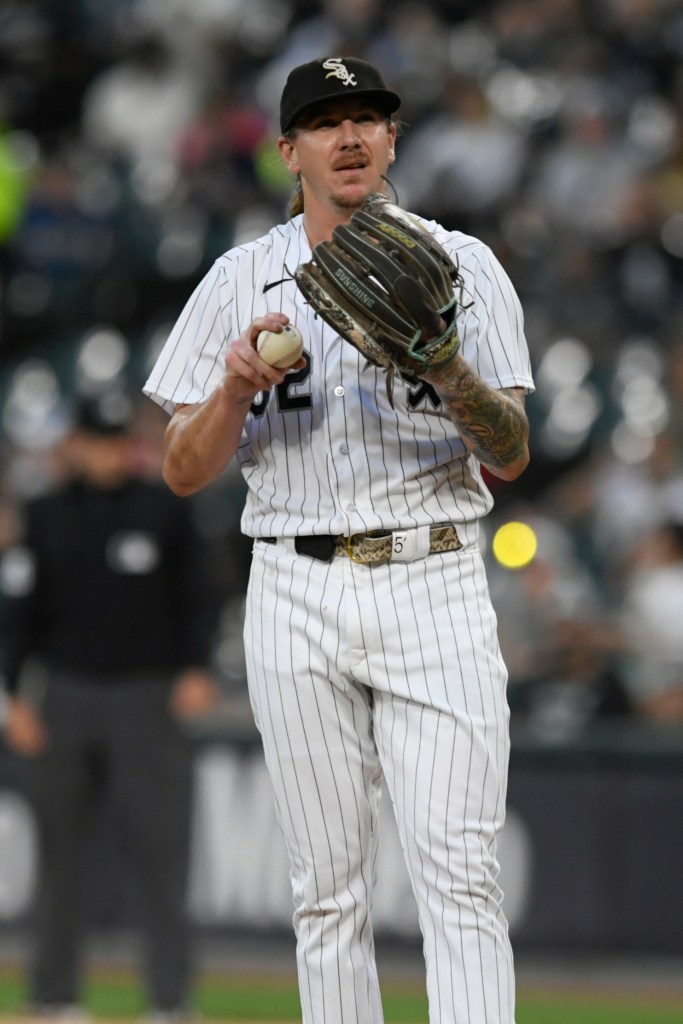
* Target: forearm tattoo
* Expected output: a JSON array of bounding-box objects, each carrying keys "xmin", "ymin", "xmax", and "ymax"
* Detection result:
[{"xmin": 429, "ymin": 359, "xmax": 529, "ymax": 470}]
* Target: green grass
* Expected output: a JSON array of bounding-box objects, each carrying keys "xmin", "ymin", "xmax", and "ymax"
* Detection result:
[
  {"xmin": 0, "ymin": 966, "xmax": 681, "ymax": 1022},
  {"xmin": 514, "ymin": 994, "xmax": 683, "ymax": 1024}
]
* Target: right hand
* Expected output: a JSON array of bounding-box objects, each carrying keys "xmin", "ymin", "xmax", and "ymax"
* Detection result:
[
  {"xmin": 223, "ymin": 313, "xmax": 306, "ymax": 404},
  {"xmin": 3, "ymin": 696, "xmax": 48, "ymax": 757},
  {"xmin": 162, "ymin": 312, "xmax": 307, "ymax": 497}
]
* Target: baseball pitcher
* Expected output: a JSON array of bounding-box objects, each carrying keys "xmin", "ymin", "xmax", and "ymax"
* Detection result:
[{"xmin": 145, "ymin": 56, "xmax": 534, "ymax": 1024}]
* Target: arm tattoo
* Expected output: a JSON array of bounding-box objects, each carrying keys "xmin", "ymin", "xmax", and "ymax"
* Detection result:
[{"xmin": 429, "ymin": 359, "xmax": 529, "ymax": 471}]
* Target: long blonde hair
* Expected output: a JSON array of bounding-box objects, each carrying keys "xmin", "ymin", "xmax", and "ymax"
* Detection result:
[{"xmin": 287, "ymin": 176, "xmax": 304, "ymax": 218}]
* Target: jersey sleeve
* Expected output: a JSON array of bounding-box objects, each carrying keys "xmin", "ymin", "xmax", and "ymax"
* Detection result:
[
  {"xmin": 441, "ymin": 233, "xmax": 535, "ymax": 395},
  {"xmin": 143, "ymin": 260, "xmax": 235, "ymax": 414}
]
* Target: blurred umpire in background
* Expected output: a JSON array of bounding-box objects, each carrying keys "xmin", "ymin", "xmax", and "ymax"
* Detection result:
[{"xmin": 0, "ymin": 391, "xmax": 220, "ymax": 1023}]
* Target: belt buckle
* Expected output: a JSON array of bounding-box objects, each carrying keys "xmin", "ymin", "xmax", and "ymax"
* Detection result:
[{"xmin": 346, "ymin": 532, "xmax": 365, "ymax": 563}]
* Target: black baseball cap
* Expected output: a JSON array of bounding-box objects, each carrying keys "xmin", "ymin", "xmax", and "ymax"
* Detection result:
[
  {"xmin": 74, "ymin": 392, "xmax": 134, "ymax": 436},
  {"xmin": 280, "ymin": 56, "xmax": 401, "ymax": 134}
]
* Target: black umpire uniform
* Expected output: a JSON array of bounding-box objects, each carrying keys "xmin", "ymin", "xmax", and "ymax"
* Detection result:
[{"xmin": 0, "ymin": 396, "xmax": 217, "ymax": 1020}]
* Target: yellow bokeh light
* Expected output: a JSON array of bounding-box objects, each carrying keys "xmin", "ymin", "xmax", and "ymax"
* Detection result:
[{"xmin": 492, "ymin": 521, "xmax": 538, "ymax": 569}]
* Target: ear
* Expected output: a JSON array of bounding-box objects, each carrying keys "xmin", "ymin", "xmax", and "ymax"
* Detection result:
[
  {"xmin": 278, "ymin": 135, "xmax": 300, "ymax": 175},
  {"xmin": 387, "ymin": 123, "xmax": 397, "ymax": 164}
]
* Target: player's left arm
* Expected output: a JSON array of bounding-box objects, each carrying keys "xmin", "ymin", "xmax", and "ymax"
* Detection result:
[
  {"xmin": 425, "ymin": 356, "xmax": 529, "ymax": 481},
  {"xmin": 424, "ymin": 234, "xmax": 531, "ymax": 481}
]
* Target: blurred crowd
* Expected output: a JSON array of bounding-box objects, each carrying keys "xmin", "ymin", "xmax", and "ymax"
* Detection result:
[{"xmin": 1, "ymin": 0, "xmax": 683, "ymax": 738}]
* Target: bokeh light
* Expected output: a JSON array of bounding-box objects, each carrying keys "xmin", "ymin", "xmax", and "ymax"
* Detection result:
[
  {"xmin": 2, "ymin": 359, "xmax": 67, "ymax": 450},
  {"xmin": 492, "ymin": 521, "xmax": 538, "ymax": 570},
  {"xmin": 0, "ymin": 129, "xmax": 39, "ymax": 241},
  {"xmin": 536, "ymin": 337, "xmax": 592, "ymax": 395},
  {"xmin": 76, "ymin": 325, "xmax": 130, "ymax": 392}
]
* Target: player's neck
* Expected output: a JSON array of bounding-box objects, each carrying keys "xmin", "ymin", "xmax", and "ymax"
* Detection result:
[
  {"xmin": 301, "ymin": 182, "xmax": 392, "ymax": 247},
  {"xmin": 302, "ymin": 206, "xmax": 354, "ymax": 248}
]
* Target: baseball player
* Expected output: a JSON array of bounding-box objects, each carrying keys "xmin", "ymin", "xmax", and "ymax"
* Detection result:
[{"xmin": 144, "ymin": 56, "xmax": 534, "ymax": 1024}]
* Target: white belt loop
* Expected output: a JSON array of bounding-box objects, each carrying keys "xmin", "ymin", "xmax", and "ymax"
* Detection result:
[{"xmin": 390, "ymin": 525, "xmax": 431, "ymax": 563}]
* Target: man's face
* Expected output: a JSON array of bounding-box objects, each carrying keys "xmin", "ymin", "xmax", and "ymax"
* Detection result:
[
  {"xmin": 67, "ymin": 431, "xmax": 133, "ymax": 488},
  {"xmin": 279, "ymin": 97, "xmax": 397, "ymax": 215}
]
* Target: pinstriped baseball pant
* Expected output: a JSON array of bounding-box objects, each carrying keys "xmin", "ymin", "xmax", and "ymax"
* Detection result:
[{"xmin": 245, "ymin": 537, "xmax": 515, "ymax": 1024}]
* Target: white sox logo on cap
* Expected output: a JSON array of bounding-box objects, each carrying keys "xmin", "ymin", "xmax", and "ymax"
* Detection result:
[
  {"xmin": 322, "ymin": 58, "xmax": 357, "ymax": 87},
  {"xmin": 279, "ymin": 56, "xmax": 400, "ymax": 133}
]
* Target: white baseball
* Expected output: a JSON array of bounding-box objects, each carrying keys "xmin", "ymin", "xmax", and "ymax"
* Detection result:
[{"xmin": 256, "ymin": 324, "xmax": 304, "ymax": 369}]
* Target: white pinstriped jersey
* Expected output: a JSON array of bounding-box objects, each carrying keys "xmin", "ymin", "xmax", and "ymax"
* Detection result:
[
  {"xmin": 146, "ymin": 208, "xmax": 530, "ymax": 1024},
  {"xmin": 144, "ymin": 214, "xmax": 534, "ymax": 538}
]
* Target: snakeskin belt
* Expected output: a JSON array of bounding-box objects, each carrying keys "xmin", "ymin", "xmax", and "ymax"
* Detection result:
[
  {"xmin": 338, "ymin": 523, "xmax": 462, "ymax": 565},
  {"xmin": 263, "ymin": 524, "xmax": 462, "ymax": 565}
]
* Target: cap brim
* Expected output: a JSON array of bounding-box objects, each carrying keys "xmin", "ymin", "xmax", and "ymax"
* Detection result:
[{"xmin": 282, "ymin": 88, "xmax": 401, "ymax": 134}]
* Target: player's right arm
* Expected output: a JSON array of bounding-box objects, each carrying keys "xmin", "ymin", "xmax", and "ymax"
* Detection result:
[{"xmin": 162, "ymin": 313, "xmax": 295, "ymax": 496}]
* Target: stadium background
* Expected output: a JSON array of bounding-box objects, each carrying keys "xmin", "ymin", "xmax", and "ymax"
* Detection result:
[{"xmin": 0, "ymin": 0, "xmax": 682, "ymax": 1019}]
